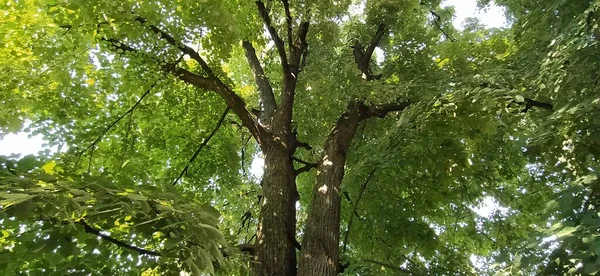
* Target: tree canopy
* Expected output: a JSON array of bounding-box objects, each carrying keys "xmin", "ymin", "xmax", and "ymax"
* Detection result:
[{"xmin": 1, "ymin": 0, "xmax": 599, "ymax": 275}]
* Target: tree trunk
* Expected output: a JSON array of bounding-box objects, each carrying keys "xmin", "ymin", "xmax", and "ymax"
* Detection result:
[
  {"xmin": 252, "ymin": 140, "xmax": 298, "ymax": 276},
  {"xmin": 298, "ymin": 103, "xmax": 367, "ymax": 276}
]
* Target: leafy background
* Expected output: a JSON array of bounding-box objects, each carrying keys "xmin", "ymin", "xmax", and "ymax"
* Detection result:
[{"xmin": 1, "ymin": 0, "xmax": 600, "ymax": 275}]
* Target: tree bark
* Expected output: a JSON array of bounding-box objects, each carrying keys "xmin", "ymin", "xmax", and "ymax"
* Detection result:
[
  {"xmin": 252, "ymin": 139, "xmax": 298, "ymax": 276},
  {"xmin": 297, "ymin": 102, "xmax": 369, "ymax": 276}
]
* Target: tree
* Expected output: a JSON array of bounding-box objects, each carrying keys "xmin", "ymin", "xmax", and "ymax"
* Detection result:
[{"xmin": 0, "ymin": 0, "xmax": 598, "ymax": 275}]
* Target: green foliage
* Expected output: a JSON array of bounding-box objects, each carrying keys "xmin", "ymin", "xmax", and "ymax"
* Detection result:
[
  {"xmin": 0, "ymin": 156, "xmax": 234, "ymax": 275},
  {"xmin": 1, "ymin": 0, "xmax": 599, "ymax": 274}
]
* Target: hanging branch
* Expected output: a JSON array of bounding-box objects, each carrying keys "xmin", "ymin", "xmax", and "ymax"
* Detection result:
[
  {"xmin": 429, "ymin": 10, "xmax": 456, "ymax": 42},
  {"xmin": 342, "ymin": 169, "xmax": 376, "ymax": 253},
  {"xmin": 78, "ymin": 220, "xmax": 161, "ymax": 256},
  {"xmin": 75, "ymin": 82, "xmax": 158, "ymax": 168},
  {"xmin": 173, "ymin": 107, "xmax": 231, "ymax": 185},
  {"xmin": 105, "ymin": 37, "xmax": 221, "ymax": 92},
  {"xmin": 105, "ymin": 38, "xmax": 222, "ymax": 94},
  {"xmin": 365, "ymin": 101, "xmax": 413, "ymax": 119},
  {"xmin": 342, "ymin": 192, "xmax": 361, "ymax": 218},
  {"xmin": 478, "ymin": 83, "xmax": 554, "ymax": 112}
]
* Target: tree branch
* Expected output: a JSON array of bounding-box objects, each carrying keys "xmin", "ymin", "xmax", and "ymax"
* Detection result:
[
  {"xmin": 363, "ymin": 24, "xmax": 386, "ymax": 67},
  {"xmin": 173, "ymin": 107, "xmax": 231, "ymax": 185},
  {"xmin": 281, "ymin": 0, "xmax": 294, "ymax": 57},
  {"xmin": 280, "ymin": 20, "xmax": 310, "ymax": 127},
  {"xmin": 342, "ymin": 169, "xmax": 376, "ymax": 253},
  {"xmin": 76, "ymin": 82, "xmax": 157, "ymax": 168},
  {"xmin": 352, "ymin": 24, "xmax": 387, "ymax": 80},
  {"xmin": 522, "ymin": 97, "xmax": 553, "ymax": 112},
  {"xmin": 365, "ymin": 101, "xmax": 412, "ymax": 119},
  {"xmin": 103, "ymin": 38, "xmax": 219, "ymax": 93},
  {"xmin": 133, "ymin": 17, "xmax": 264, "ymax": 142},
  {"xmin": 292, "ymin": 157, "xmax": 318, "ymax": 175},
  {"xmin": 242, "ymin": 40, "xmax": 277, "ymax": 121},
  {"xmin": 256, "ymin": 1, "xmax": 289, "ymax": 71},
  {"xmin": 429, "ymin": 10, "xmax": 456, "ymax": 42},
  {"xmin": 292, "ymin": 21, "xmax": 310, "ymax": 68},
  {"xmin": 78, "ymin": 220, "xmax": 161, "ymax": 256}
]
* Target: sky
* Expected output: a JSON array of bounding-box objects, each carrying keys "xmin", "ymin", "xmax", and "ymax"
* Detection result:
[{"xmin": 443, "ymin": 0, "xmax": 507, "ymax": 29}]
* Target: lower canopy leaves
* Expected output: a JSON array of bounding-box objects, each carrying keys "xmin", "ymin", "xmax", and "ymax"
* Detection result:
[{"xmin": 0, "ymin": 156, "xmax": 230, "ymax": 275}]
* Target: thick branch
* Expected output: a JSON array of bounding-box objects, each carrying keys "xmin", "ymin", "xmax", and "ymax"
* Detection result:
[
  {"xmin": 352, "ymin": 24, "xmax": 386, "ymax": 80},
  {"xmin": 365, "ymin": 101, "xmax": 412, "ymax": 119},
  {"xmin": 172, "ymin": 67, "xmax": 220, "ymax": 91},
  {"xmin": 78, "ymin": 220, "xmax": 160, "ymax": 256},
  {"xmin": 299, "ymin": 100, "xmax": 407, "ymax": 276},
  {"xmin": 523, "ymin": 97, "xmax": 553, "ymax": 112},
  {"xmin": 173, "ymin": 107, "xmax": 230, "ymax": 185},
  {"xmin": 281, "ymin": 0, "xmax": 294, "ymax": 56},
  {"xmin": 103, "ymin": 39, "xmax": 222, "ymax": 93},
  {"xmin": 280, "ymin": 21, "xmax": 310, "ymax": 127},
  {"xmin": 362, "ymin": 24, "xmax": 386, "ymax": 67},
  {"xmin": 133, "ymin": 17, "xmax": 264, "ymax": 142},
  {"xmin": 292, "ymin": 21, "xmax": 310, "ymax": 67},
  {"xmin": 342, "ymin": 169, "xmax": 376, "ymax": 253},
  {"xmin": 242, "ymin": 40, "xmax": 277, "ymax": 120},
  {"xmin": 256, "ymin": 1, "xmax": 289, "ymax": 71}
]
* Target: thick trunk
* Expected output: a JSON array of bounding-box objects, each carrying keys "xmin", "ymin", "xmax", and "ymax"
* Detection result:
[
  {"xmin": 297, "ymin": 103, "xmax": 368, "ymax": 276},
  {"xmin": 252, "ymin": 141, "xmax": 298, "ymax": 276}
]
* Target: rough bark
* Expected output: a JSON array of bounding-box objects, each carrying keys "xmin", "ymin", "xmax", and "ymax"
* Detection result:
[
  {"xmin": 298, "ymin": 101, "xmax": 410, "ymax": 276},
  {"xmin": 297, "ymin": 103, "xmax": 370, "ymax": 276},
  {"xmin": 252, "ymin": 139, "xmax": 298, "ymax": 276},
  {"xmin": 250, "ymin": 4, "xmax": 309, "ymax": 275}
]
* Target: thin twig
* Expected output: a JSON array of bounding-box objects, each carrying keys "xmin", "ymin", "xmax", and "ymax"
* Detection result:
[
  {"xmin": 78, "ymin": 220, "xmax": 160, "ymax": 256},
  {"xmin": 342, "ymin": 169, "xmax": 376, "ymax": 252},
  {"xmin": 76, "ymin": 82, "xmax": 158, "ymax": 168},
  {"xmin": 13, "ymin": 240, "xmax": 35, "ymax": 276},
  {"xmin": 173, "ymin": 107, "xmax": 231, "ymax": 185},
  {"xmin": 430, "ymin": 10, "xmax": 456, "ymax": 42}
]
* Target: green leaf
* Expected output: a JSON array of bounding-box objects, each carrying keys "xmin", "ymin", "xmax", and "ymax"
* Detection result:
[
  {"xmin": 126, "ymin": 193, "xmax": 148, "ymax": 201},
  {"xmin": 42, "ymin": 161, "xmax": 57, "ymax": 175},
  {"xmin": 556, "ymin": 227, "xmax": 578, "ymax": 238},
  {"xmin": 0, "ymin": 193, "xmax": 35, "ymax": 207}
]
